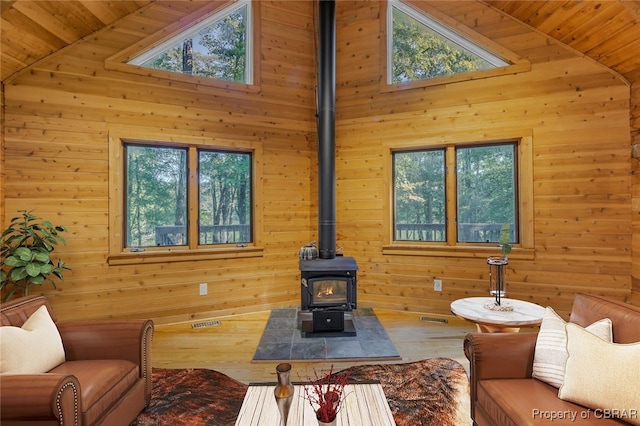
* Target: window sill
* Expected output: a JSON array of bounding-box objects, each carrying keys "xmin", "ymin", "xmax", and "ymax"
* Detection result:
[
  {"xmin": 382, "ymin": 244, "xmax": 534, "ymax": 260},
  {"xmin": 104, "ymin": 62, "xmax": 260, "ymax": 94},
  {"xmin": 107, "ymin": 246, "xmax": 264, "ymax": 265},
  {"xmin": 380, "ymin": 61, "xmax": 531, "ymax": 93}
]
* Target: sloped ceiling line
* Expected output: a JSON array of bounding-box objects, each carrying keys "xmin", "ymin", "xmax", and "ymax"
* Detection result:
[{"xmin": 2, "ymin": 1, "xmax": 640, "ymax": 82}]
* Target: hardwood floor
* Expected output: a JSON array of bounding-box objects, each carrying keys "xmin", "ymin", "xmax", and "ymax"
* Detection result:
[{"xmin": 151, "ymin": 308, "xmax": 477, "ymax": 383}]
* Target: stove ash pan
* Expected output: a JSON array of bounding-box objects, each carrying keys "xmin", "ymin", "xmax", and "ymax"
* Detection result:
[{"xmin": 299, "ymin": 256, "xmax": 357, "ymax": 311}]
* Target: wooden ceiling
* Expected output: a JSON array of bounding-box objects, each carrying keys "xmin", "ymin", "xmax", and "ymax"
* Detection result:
[
  {"xmin": 0, "ymin": 0, "xmax": 151, "ymax": 82},
  {"xmin": 486, "ymin": 0, "xmax": 640, "ymax": 80},
  {"xmin": 2, "ymin": 0, "xmax": 640, "ymax": 83}
]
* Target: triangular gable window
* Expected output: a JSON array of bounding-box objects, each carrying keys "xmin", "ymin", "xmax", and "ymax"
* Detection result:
[
  {"xmin": 128, "ymin": 0, "xmax": 252, "ymax": 84},
  {"xmin": 388, "ymin": 0, "xmax": 509, "ymax": 84}
]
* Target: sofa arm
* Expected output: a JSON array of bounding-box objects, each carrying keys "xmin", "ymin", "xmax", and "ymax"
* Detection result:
[
  {"xmin": 464, "ymin": 332, "xmax": 538, "ymax": 424},
  {"xmin": 57, "ymin": 319, "xmax": 154, "ymax": 402},
  {"xmin": 0, "ymin": 374, "xmax": 81, "ymax": 425},
  {"xmin": 464, "ymin": 332, "xmax": 538, "ymax": 380}
]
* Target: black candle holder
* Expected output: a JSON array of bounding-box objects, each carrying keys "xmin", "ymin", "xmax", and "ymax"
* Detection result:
[{"xmin": 488, "ymin": 256, "xmax": 508, "ymax": 306}]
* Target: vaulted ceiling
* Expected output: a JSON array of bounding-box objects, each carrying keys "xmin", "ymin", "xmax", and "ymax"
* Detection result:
[
  {"xmin": 0, "ymin": 0, "xmax": 152, "ymax": 82},
  {"xmin": 2, "ymin": 0, "xmax": 640, "ymax": 83}
]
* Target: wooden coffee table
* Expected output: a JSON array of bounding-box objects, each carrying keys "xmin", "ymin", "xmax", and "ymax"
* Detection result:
[
  {"xmin": 450, "ymin": 297, "xmax": 545, "ymax": 332},
  {"xmin": 235, "ymin": 382, "xmax": 396, "ymax": 425}
]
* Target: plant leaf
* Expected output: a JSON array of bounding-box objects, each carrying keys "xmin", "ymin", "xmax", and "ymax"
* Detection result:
[
  {"xmin": 32, "ymin": 251, "xmax": 50, "ymax": 263},
  {"xmin": 10, "ymin": 268, "xmax": 28, "ymax": 281},
  {"xmin": 40, "ymin": 263, "xmax": 53, "ymax": 274},
  {"xmin": 4, "ymin": 256, "xmax": 25, "ymax": 267},
  {"xmin": 25, "ymin": 263, "xmax": 41, "ymax": 277},
  {"xmin": 14, "ymin": 247, "xmax": 33, "ymax": 261},
  {"xmin": 29, "ymin": 275, "xmax": 44, "ymax": 285}
]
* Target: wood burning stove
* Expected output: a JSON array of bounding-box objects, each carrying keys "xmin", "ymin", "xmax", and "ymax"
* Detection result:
[
  {"xmin": 299, "ymin": 256, "xmax": 357, "ymax": 336},
  {"xmin": 300, "ymin": 256, "xmax": 357, "ymax": 311}
]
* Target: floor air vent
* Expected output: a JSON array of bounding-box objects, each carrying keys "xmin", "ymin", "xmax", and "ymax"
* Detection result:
[
  {"xmin": 420, "ymin": 316, "xmax": 449, "ymax": 324},
  {"xmin": 191, "ymin": 320, "xmax": 221, "ymax": 329}
]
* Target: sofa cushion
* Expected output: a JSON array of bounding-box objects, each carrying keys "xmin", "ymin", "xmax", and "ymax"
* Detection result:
[
  {"xmin": 559, "ymin": 323, "xmax": 640, "ymax": 425},
  {"xmin": 532, "ymin": 306, "xmax": 611, "ymax": 388},
  {"xmin": 478, "ymin": 378, "xmax": 628, "ymax": 425},
  {"xmin": 0, "ymin": 305, "xmax": 65, "ymax": 374},
  {"xmin": 50, "ymin": 359, "xmax": 139, "ymax": 425}
]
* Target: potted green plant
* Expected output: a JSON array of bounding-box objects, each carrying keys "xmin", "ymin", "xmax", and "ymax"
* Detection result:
[
  {"xmin": 1, "ymin": 210, "xmax": 70, "ymax": 301},
  {"xmin": 498, "ymin": 222, "xmax": 512, "ymax": 258}
]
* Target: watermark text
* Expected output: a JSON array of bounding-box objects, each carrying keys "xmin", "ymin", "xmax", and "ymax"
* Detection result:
[{"xmin": 532, "ymin": 408, "xmax": 638, "ymax": 422}]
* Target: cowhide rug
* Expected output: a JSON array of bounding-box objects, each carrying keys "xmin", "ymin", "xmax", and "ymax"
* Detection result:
[{"xmin": 132, "ymin": 357, "xmax": 470, "ymax": 426}]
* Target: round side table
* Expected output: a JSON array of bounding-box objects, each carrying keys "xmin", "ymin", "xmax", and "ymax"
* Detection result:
[{"xmin": 450, "ymin": 297, "xmax": 545, "ymax": 332}]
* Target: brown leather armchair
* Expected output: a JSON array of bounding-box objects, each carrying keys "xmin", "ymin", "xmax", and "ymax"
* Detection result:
[{"xmin": 1, "ymin": 295, "xmax": 154, "ymax": 426}]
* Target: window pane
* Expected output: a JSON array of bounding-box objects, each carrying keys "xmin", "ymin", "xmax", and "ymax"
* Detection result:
[
  {"xmin": 394, "ymin": 150, "xmax": 446, "ymax": 241},
  {"xmin": 456, "ymin": 144, "xmax": 517, "ymax": 243},
  {"xmin": 125, "ymin": 145, "xmax": 188, "ymax": 247},
  {"xmin": 198, "ymin": 150, "xmax": 252, "ymax": 245},
  {"xmin": 138, "ymin": 5, "xmax": 248, "ymax": 83},
  {"xmin": 391, "ymin": 5, "xmax": 495, "ymax": 84}
]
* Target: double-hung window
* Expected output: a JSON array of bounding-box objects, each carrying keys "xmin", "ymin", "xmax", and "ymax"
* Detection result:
[{"xmin": 392, "ymin": 141, "xmax": 521, "ymax": 249}]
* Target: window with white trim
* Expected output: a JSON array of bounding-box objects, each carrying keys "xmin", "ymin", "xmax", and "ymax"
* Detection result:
[
  {"xmin": 128, "ymin": 0, "xmax": 253, "ymax": 84},
  {"xmin": 387, "ymin": 0, "xmax": 509, "ymax": 84}
]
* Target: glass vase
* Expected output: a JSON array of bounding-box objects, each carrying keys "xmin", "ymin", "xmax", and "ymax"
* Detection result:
[{"xmin": 274, "ymin": 363, "xmax": 295, "ymax": 426}]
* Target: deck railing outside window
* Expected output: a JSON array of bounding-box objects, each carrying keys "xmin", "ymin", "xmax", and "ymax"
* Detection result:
[
  {"xmin": 395, "ymin": 222, "xmax": 506, "ymax": 243},
  {"xmin": 155, "ymin": 225, "xmax": 250, "ymax": 246}
]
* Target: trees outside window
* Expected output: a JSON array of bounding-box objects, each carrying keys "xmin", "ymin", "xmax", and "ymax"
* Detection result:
[
  {"xmin": 394, "ymin": 150, "xmax": 446, "ymax": 241},
  {"xmin": 393, "ymin": 142, "xmax": 518, "ymax": 246},
  {"xmin": 456, "ymin": 144, "xmax": 517, "ymax": 243},
  {"xmin": 125, "ymin": 144, "xmax": 252, "ymax": 248},
  {"xmin": 128, "ymin": 0, "xmax": 251, "ymax": 84},
  {"xmin": 126, "ymin": 145, "xmax": 187, "ymax": 247},
  {"xmin": 198, "ymin": 151, "xmax": 251, "ymax": 245},
  {"xmin": 388, "ymin": 0, "xmax": 508, "ymax": 84}
]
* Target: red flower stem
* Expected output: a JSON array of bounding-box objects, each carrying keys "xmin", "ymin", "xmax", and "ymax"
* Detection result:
[{"xmin": 298, "ymin": 364, "xmax": 352, "ymax": 422}]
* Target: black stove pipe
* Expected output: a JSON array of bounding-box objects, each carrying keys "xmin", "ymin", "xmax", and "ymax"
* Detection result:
[{"xmin": 317, "ymin": 0, "xmax": 336, "ymax": 259}]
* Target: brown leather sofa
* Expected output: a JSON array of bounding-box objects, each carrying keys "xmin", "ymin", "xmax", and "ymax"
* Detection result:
[
  {"xmin": 464, "ymin": 293, "xmax": 640, "ymax": 425},
  {"xmin": 0, "ymin": 295, "xmax": 154, "ymax": 426}
]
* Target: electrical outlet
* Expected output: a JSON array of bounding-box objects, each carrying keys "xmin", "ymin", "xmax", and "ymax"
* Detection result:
[
  {"xmin": 199, "ymin": 283, "xmax": 208, "ymax": 296},
  {"xmin": 433, "ymin": 279, "xmax": 443, "ymax": 292}
]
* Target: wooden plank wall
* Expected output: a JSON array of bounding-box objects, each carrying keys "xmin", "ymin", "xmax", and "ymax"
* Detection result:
[
  {"xmin": 333, "ymin": 1, "xmax": 632, "ymax": 317},
  {"xmin": 2, "ymin": 1, "xmax": 317, "ymax": 322},
  {"xmin": 1, "ymin": 1, "xmax": 634, "ymax": 322}
]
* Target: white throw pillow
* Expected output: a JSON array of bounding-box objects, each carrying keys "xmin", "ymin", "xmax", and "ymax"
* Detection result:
[
  {"xmin": 559, "ymin": 323, "xmax": 640, "ymax": 426},
  {"xmin": 532, "ymin": 306, "xmax": 611, "ymax": 388},
  {"xmin": 0, "ymin": 305, "xmax": 66, "ymax": 374}
]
